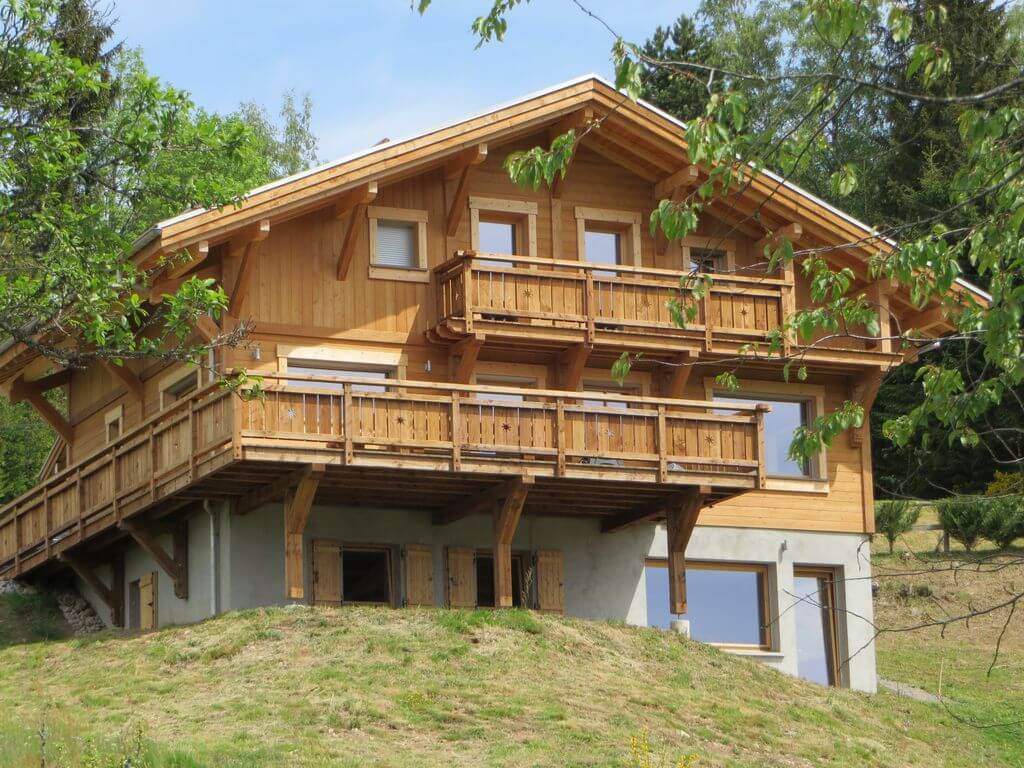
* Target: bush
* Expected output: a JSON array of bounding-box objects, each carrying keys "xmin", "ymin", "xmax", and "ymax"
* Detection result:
[
  {"xmin": 936, "ymin": 498, "xmax": 988, "ymax": 552},
  {"xmin": 981, "ymin": 496, "xmax": 1024, "ymax": 550},
  {"xmin": 874, "ymin": 500, "xmax": 920, "ymax": 553},
  {"xmin": 986, "ymin": 471, "xmax": 1024, "ymax": 497}
]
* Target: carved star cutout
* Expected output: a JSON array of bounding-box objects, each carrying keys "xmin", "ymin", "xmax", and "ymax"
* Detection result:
[
  {"xmin": 704, "ymin": 434, "xmax": 716, "ymax": 446},
  {"xmin": 286, "ymin": 408, "xmax": 296, "ymax": 419},
  {"xmin": 396, "ymin": 416, "xmax": 406, "ymax": 425},
  {"xmin": 740, "ymin": 307, "xmax": 749, "ymax": 316},
  {"xmin": 605, "ymin": 430, "xmax": 616, "ymax": 438},
  {"xmin": 523, "ymin": 289, "xmax": 533, "ymax": 298},
  {"xmin": 502, "ymin": 422, "xmax": 512, "ymax": 432}
]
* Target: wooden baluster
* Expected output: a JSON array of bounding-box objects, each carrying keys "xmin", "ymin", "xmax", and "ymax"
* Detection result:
[
  {"xmin": 342, "ymin": 383, "xmax": 354, "ymax": 465},
  {"xmin": 464, "ymin": 260, "xmax": 474, "ymax": 333},
  {"xmin": 755, "ymin": 405, "xmax": 769, "ymax": 488},
  {"xmin": 555, "ymin": 399, "xmax": 566, "ymax": 476},
  {"xmin": 111, "ymin": 445, "xmax": 120, "ymax": 524},
  {"xmin": 657, "ymin": 405, "xmax": 668, "ymax": 483},
  {"xmin": 450, "ymin": 391, "xmax": 462, "ymax": 472},
  {"xmin": 13, "ymin": 504, "xmax": 21, "ymax": 574}
]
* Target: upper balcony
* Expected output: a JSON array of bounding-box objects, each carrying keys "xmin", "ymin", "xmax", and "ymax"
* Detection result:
[
  {"xmin": 432, "ymin": 251, "xmax": 794, "ymax": 357},
  {"xmin": 0, "ymin": 374, "xmax": 768, "ymax": 580}
]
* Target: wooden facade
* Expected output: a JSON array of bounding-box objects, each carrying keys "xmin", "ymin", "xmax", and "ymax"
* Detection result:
[{"xmin": 0, "ymin": 76, "xmax": 972, "ymax": 613}]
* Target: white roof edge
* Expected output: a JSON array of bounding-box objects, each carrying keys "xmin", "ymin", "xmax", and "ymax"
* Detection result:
[{"xmin": 143, "ymin": 73, "xmax": 991, "ymax": 303}]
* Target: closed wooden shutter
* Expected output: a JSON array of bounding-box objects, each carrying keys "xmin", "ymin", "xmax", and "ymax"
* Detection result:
[
  {"xmin": 536, "ymin": 550, "xmax": 564, "ymax": 613},
  {"xmin": 139, "ymin": 571, "xmax": 158, "ymax": 630},
  {"xmin": 446, "ymin": 547, "xmax": 476, "ymax": 608},
  {"xmin": 312, "ymin": 540, "xmax": 342, "ymax": 606},
  {"xmin": 405, "ymin": 544, "xmax": 434, "ymax": 607}
]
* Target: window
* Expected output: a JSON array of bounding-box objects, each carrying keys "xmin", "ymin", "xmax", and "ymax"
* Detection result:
[
  {"xmin": 581, "ymin": 380, "xmax": 640, "ymax": 410},
  {"xmin": 575, "ymin": 206, "xmax": 642, "ymax": 270},
  {"xmin": 645, "ymin": 560, "xmax": 770, "ymax": 649},
  {"xmin": 793, "ymin": 568, "xmax": 841, "ymax": 686},
  {"xmin": 159, "ymin": 368, "xmax": 200, "ymax": 409},
  {"xmin": 689, "ymin": 248, "xmax": 726, "ymax": 273},
  {"xmin": 682, "ymin": 236, "xmax": 735, "ymax": 274},
  {"xmin": 367, "ymin": 206, "xmax": 428, "ymax": 282},
  {"xmin": 341, "ymin": 546, "xmax": 393, "ymax": 605},
  {"xmin": 715, "ymin": 394, "xmax": 811, "ymax": 478},
  {"xmin": 104, "ymin": 405, "xmax": 124, "ymax": 445},
  {"xmin": 286, "ymin": 360, "xmax": 393, "ymax": 393},
  {"xmin": 469, "ymin": 197, "xmax": 537, "ymax": 260},
  {"xmin": 475, "ymin": 552, "xmax": 525, "ymax": 608},
  {"xmin": 475, "ymin": 374, "xmax": 537, "ymax": 402}
]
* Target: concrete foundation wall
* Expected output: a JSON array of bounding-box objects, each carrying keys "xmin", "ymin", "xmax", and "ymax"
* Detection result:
[{"xmin": 75, "ymin": 501, "xmax": 876, "ymax": 692}]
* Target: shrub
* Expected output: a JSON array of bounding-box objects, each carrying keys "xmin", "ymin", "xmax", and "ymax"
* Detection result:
[
  {"xmin": 875, "ymin": 500, "xmax": 920, "ymax": 553},
  {"xmin": 981, "ymin": 496, "xmax": 1024, "ymax": 550},
  {"xmin": 985, "ymin": 471, "xmax": 1024, "ymax": 497},
  {"xmin": 936, "ymin": 498, "xmax": 988, "ymax": 552}
]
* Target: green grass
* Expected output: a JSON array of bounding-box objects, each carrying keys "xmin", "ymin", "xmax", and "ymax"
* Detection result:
[
  {"xmin": 0, "ymin": 590, "xmax": 70, "ymax": 647},
  {"xmin": 0, "ymin": 597, "xmax": 1022, "ymax": 767}
]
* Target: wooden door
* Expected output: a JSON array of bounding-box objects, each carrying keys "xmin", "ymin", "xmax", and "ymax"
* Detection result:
[
  {"xmin": 312, "ymin": 540, "xmax": 342, "ymax": 606},
  {"xmin": 139, "ymin": 571, "xmax": 158, "ymax": 630},
  {"xmin": 446, "ymin": 547, "xmax": 476, "ymax": 608},
  {"xmin": 405, "ymin": 544, "xmax": 435, "ymax": 607},
  {"xmin": 536, "ymin": 550, "xmax": 564, "ymax": 613}
]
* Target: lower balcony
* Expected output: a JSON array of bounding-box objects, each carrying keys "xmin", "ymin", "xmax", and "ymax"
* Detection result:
[{"xmin": 0, "ymin": 374, "xmax": 769, "ymax": 581}]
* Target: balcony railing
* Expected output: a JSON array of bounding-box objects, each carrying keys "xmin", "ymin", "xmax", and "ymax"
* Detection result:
[
  {"xmin": 434, "ymin": 252, "xmax": 794, "ymax": 348},
  {"xmin": 0, "ymin": 374, "xmax": 768, "ymax": 579}
]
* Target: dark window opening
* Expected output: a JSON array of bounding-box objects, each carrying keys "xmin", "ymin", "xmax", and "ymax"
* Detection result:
[
  {"xmin": 475, "ymin": 553, "xmax": 524, "ymax": 608},
  {"xmin": 128, "ymin": 579, "xmax": 141, "ymax": 630},
  {"xmin": 342, "ymin": 548, "xmax": 392, "ymax": 604}
]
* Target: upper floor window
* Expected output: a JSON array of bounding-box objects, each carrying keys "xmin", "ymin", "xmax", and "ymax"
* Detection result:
[
  {"xmin": 689, "ymin": 247, "xmax": 727, "ymax": 273},
  {"xmin": 682, "ymin": 236, "xmax": 735, "ymax": 274},
  {"xmin": 104, "ymin": 405, "xmax": 124, "ymax": 445},
  {"xmin": 478, "ymin": 220, "xmax": 516, "ymax": 254},
  {"xmin": 475, "ymin": 374, "xmax": 537, "ymax": 402},
  {"xmin": 469, "ymin": 197, "xmax": 538, "ymax": 263},
  {"xmin": 575, "ymin": 206, "xmax": 642, "ymax": 271},
  {"xmin": 287, "ymin": 360, "xmax": 394, "ymax": 393},
  {"xmin": 716, "ymin": 393, "xmax": 810, "ymax": 478},
  {"xmin": 159, "ymin": 368, "xmax": 200, "ymax": 409},
  {"xmin": 368, "ymin": 206, "xmax": 428, "ymax": 282}
]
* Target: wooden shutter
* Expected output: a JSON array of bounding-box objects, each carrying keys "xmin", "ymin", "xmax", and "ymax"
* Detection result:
[
  {"xmin": 312, "ymin": 540, "xmax": 342, "ymax": 606},
  {"xmin": 536, "ymin": 550, "xmax": 564, "ymax": 613},
  {"xmin": 446, "ymin": 547, "xmax": 476, "ymax": 608},
  {"xmin": 405, "ymin": 544, "xmax": 434, "ymax": 607},
  {"xmin": 139, "ymin": 571, "xmax": 158, "ymax": 630}
]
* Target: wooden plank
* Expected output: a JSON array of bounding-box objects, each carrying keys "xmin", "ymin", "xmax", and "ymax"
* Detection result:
[
  {"xmin": 405, "ymin": 543, "xmax": 434, "ymax": 607},
  {"xmin": 311, "ymin": 539, "xmax": 341, "ymax": 606},
  {"xmin": 446, "ymin": 546, "xmax": 475, "ymax": 608},
  {"xmin": 536, "ymin": 549, "xmax": 564, "ymax": 613}
]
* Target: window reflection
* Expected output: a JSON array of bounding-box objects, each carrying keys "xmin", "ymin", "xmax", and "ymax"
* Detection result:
[{"xmin": 714, "ymin": 395, "xmax": 811, "ymax": 477}]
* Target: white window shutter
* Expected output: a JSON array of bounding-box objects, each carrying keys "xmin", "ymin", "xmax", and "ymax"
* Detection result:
[{"xmin": 375, "ymin": 220, "xmax": 417, "ymax": 268}]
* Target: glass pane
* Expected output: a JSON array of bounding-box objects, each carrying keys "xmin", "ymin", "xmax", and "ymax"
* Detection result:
[
  {"xmin": 793, "ymin": 575, "xmax": 834, "ymax": 685},
  {"xmin": 375, "ymin": 220, "xmax": 417, "ymax": 268},
  {"xmin": 714, "ymin": 396, "xmax": 809, "ymax": 477},
  {"xmin": 478, "ymin": 221, "xmax": 516, "ymax": 254},
  {"xmin": 645, "ymin": 564, "xmax": 766, "ymax": 645},
  {"xmin": 584, "ymin": 229, "xmax": 620, "ymax": 274},
  {"xmin": 287, "ymin": 364, "xmax": 390, "ymax": 393}
]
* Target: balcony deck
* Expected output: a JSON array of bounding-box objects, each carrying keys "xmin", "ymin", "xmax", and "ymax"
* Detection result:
[{"xmin": 0, "ymin": 374, "xmax": 768, "ymax": 580}]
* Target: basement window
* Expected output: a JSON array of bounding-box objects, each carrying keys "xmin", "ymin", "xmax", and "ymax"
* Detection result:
[
  {"xmin": 475, "ymin": 552, "xmax": 525, "ymax": 608},
  {"xmin": 645, "ymin": 560, "xmax": 771, "ymax": 649},
  {"xmin": 342, "ymin": 547, "xmax": 393, "ymax": 605}
]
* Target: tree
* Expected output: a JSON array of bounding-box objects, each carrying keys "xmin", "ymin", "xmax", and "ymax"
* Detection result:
[
  {"xmin": 0, "ymin": 398, "xmax": 55, "ymax": 504},
  {"xmin": 875, "ymin": 499, "xmax": 921, "ymax": 553},
  {"xmin": 235, "ymin": 89, "xmax": 319, "ymax": 179},
  {"xmin": 639, "ymin": 14, "xmax": 714, "ymax": 122},
  {"xmin": 0, "ymin": 0, "xmax": 263, "ymax": 371}
]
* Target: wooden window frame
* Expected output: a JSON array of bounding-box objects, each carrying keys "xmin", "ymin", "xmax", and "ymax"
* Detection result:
[
  {"xmin": 158, "ymin": 367, "xmax": 201, "ymax": 410},
  {"xmin": 469, "ymin": 196, "xmax": 538, "ymax": 258},
  {"xmin": 704, "ymin": 376, "xmax": 829, "ymax": 493},
  {"xmin": 681, "ymin": 235, "xmax": 736, "ymax": 274},
  {"xmin": 367, "ymin": 205, "xmax": 429, "ymax": 283},
  {"xmin": 645, "ymin": 557, "xmax": 774, "ymax": 651},
  {"xmin": 794, "ymin": 566, "xmax": 843, "ymax": 687},
  {"xmin": 277, "ymin": 344, "xmax": 408, "ymax": 382},
  {"xmin": 575, "ymin": 206, "xmax": 642, "ymax": 267},
  {"xmin": 104, "ymin": 404, "xmax": 124, "ymax": 445}
]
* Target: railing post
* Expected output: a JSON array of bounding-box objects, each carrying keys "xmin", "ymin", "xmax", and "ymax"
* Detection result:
[
  {"xmin": 188, "ymin": 396, "xmax": 197, "ymax": 481},
  {"xmin": 657, "ymin": 405, "xmax": 668, "ymax": 483},
  {"xmin": 583, "ymin": 270, "xmax": 595, "ymax": 343},
  {"xmin": 44, "ymin": 489, "xmax": 52, "ymax": 559},
  {"xmin": 755, "ymin": 405, "xmax": 769, "ymax": 488},
  {"xmin": 463, "ymin": 260, "xmax": 474, "ymax": 334},
  {"xmin": 450, "ymin": 391, "xmax": 462, "ymax": 472},
  {"xmin": 703, "ymin": 289, "xmax": 714, "ymax": 352},
  {"xmin": 148, "ymin": 424, "xmax": 157, "ymax": 503},
  {"xmin": 555, "ymin": 400, "xmax": 566, "ymax": 476},
  {"xmin": 13, "ymin": 504, "xmax": 21, "ymax": 573},
  {"xmin": 111, "ymin": 445, "xmax": 120, "ymax": 524},
  {"xmin": 76, "ymin": 466, "xmax": 84, "ymax": 541},
  {"xmin": 342, "ymin": 383, "xmax": 354, "ymax": 465},
  {"xmin": 781, "ymin": 262, "xmax": 796, "ymax": 356}
]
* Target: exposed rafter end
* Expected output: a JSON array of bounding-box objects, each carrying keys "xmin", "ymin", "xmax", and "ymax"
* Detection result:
[
  {"xmin": 335, "ymin": 182, "xmax": 379, "ymax": 281},
  {"xmin": 445, "ymin": 144, "xmax": 488, "ymax": 236}
]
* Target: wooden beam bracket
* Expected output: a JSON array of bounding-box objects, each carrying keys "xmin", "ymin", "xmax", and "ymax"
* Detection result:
[
  {"xmin": 335, "ymin": 182, "xmax": 379, "ymax": 281},
  {"xmin": 59, "ymin": 552, "xmax": 117, "ymax": 617},
  {"xmin": 284, "ymin": 464, "xmax": 326, "ymax": 600},
  {"xmin": 433, "ymin": 476, "xmax": 534, "ymax": 527},
  {"xmin": 228, "ymin": 219, "xmax": 271, "ymax": 315},
  {"xmin": 445, "ymin": 144, "xmax": 488, "ymax": 236},
  {"xmin": 10, "ymin": 375, "xmax": 73, "ymax": 442},
  {"xmin": 120, "ymin": 518, "xmax": 189, "ymax": 600},
  {"xmin": 450, "ymin": 332, "xmax": 485, "ymax": 384},
  {"xmin": 493, "ymin": 476, "xmax": 532, "ymax": 608},
  {"xmin": 559, "ymin": 342, "xmax": 592, "ymax": 390}
]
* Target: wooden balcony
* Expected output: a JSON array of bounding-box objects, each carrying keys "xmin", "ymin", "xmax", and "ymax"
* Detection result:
[
  {"xmin": 0, "ymin": 374, "xmax": 768, "ymax": 580},
  {"xmin": 432, "ymin": 252, "xmax": 794, "ymax": 355}
]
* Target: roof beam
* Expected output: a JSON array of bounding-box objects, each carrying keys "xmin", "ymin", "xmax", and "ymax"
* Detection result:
[
  {"xmin": 433, "ymin": 476, "xmax": 534, "ymax": 526},
  {"xmin": 445, "ymin": 144, "xmax": 488, "ymax": 237},
  {"xmin": 903, "ymin": 305, "xmax": 949, "ymax": 333},
  {"xmin": 228, "ymin": 219, "xmax": 271, "ymax": 315},
  {"xmin": 335, "ymin": 182, "xmax": 379, "ymax": 281},
  {"xmin": 166, "ymin": 240, "xmax": 210, "ymax": 280},
  {"xmin": 654, "ymin": 165, "xmax": 700, "ymax": 200}
]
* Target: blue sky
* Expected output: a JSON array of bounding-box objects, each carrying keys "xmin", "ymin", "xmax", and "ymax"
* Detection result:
[{"xmin": 112, "ymin": 1, "xmax": 696, "ymax": 161}]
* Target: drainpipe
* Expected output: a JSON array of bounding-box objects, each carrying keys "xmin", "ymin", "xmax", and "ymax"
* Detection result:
[{"xmin": 204, "ymin": 500, "xmax": 221, "ymax": 616}]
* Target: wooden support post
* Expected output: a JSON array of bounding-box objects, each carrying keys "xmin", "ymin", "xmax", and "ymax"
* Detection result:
[
  {"xmin": 493, "ymin": 477, "xmax": 532, "ymax": 608},
  {"xmin": 781, "ymin": 260, "xmax": 796, "ymax": 355},
  {"xmin": 60, "ymin": 552, "xmax": 118, "ymax": 621},
  {"xmin": 656, "ymin": 405, "xmax": 668, "ymax": 483},
  {"xmin": 865, "ymin": 279, "xmax": 898, "ymax": 352},
  {"xmin": 334, "ymin": 182, "xmax": 378, "ymax": 281},
  {"xmin": 755, "ymin": 405, "xmax": 769, "ymax": 489},
  {"xmin": 445, "ymin": 144, "xmax": 488, "ymax": 236},
  {"xmin": 10, "ymin": 375, "xmax": 73, "ymax": 442},
  {"xmin": 450, "ymin": 391, "xmax": 462, "ymax": 472},
  {"xmin": 121, "ymin": 518, "xmax": 189, "ymax": 599},
  {"xmin": 283, "ymin": 464, "xmax": 325, "ymax": 601},
  {"xmin": 662, "ymin": 352, "xmax": 695, "ymax": 399},
  {"xmin": 450, "ymin": 332, "xmax": 485, "ymax": 384},
  {"xmin": 702, "ymin": 290, "xmax": 714, "ymax": 352},
  {"xmin": 849, "ymin": 370, "xmax": 883, "ymax": 448},
  {"xmin": 559, "ymin": 342, "xmax": 592, "ymax": 390},
  {"xmin": 583, "ymin": 271, "xmax": 595, "ymax": 343},
  {"xmin": 665, "ymin": 490, "xmax": 703, "ymax": 615}
]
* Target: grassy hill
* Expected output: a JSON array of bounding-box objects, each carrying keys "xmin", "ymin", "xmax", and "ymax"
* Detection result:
[{"xmin": 0, "ymin": 519, "xmax": 1020, "ymax": 767}]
